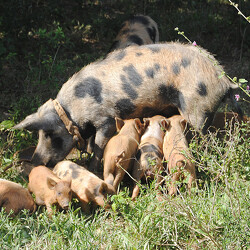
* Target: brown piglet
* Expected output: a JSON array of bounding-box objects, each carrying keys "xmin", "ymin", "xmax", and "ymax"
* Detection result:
[
  {"xmin": 0, "ymin": 179, "xmax": 36, "ymax": 216},
  {"xmin": 53, "ymin": 161, "xmax": 116, "ymax": 213},
  {"xmin": 28, "ymin": 166, "xmax": 72, "ymax": 215},
  {"xmin": 163, "ymin": 115, "xmax": 196, "ymax": 196},
  {"xmin": 131, "ymin": 115, "xmax": 167, "ymax": 200},
  {"xmin": 103, "ymin": 118, "xmax": 143, "ymax": 191}
]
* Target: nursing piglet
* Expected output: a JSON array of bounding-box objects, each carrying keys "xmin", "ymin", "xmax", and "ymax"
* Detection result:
[
  {"xmin": 103, "ymin": 118, "xmax": 143, "ymax": 191},
  {"xmin": 131, "ymin": 115, "xmax": 167, "ymax": 200},
  {"xmin": 163, "ymin": 115, "xmax": 196, "ymax": 195}
]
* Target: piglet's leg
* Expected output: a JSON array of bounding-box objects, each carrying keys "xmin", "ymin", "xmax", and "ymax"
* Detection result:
[
  {"xmin": 131, "ymin": 184, "xmax": 140, "ymax": 201},
  {"xmin": 45, "ymin": 202, "xmax": 53, "ymax": 218},
  {"xmin": 131, "ymin": 165, "xmax": 143, "ymax": 201}
]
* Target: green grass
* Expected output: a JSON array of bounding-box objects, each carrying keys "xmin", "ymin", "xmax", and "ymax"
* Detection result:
[
  {"xmin": 0, "ymin": 122, "xmax": 249, "ymax": 249},
  {"xmin": 0, "ymin": 1, "xmax": 250, "ymax": 249}
]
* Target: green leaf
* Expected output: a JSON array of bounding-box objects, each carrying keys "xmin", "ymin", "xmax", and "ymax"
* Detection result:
[
  {"xmin": 239, "ymin": 78, "xmax": 248, "ymax": 83},
  {"xmin": 0, "ymin": 120, "xmax": 15, "ymax": 131}
]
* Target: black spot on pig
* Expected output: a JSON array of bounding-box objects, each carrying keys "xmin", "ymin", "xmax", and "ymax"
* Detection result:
[
  {"xmin": 115, "ymin": 99, "xmax": 136, "ymax": 119},
  {"xmin": 74, "ymin": 77, "xmax": 103, "ymax": 103},
  {"xmin": 148, "ymin": 46, "xmax": 160, "ymax": 53},
  {"xmin": 123, "ymin": 64, "xmax": 143, "ymax": 86},
  {"xmin": 158, "ymin": 84, "xmax": 178, "ymax": 104},
  {"xmin": 100, "ymin": 116, "xmax": 116, "ymax": 138},
  {"xmin": 136, "ymin": 52, "xmax": 143, "ymax": 57},
  {"xmin": 145, "ymin": 68, "xmax": 155, "ymax": 78},
  {"xmin": 94, "ymin": 184, "xmax": 101, "ymax": 196},
  {"xmin": 140, "ymin": 144, "xmax": 162, "ymax": 158},
  {"xmin": 154, "ymin": 64, "xmax": 160, "ymax": 71},
  {"xmin": 181, "ymin": 58, "xmax": 191, "ymax": 68},
  {"xmin": 122, "ymin": 82, "xmax": 138, "ymax": 100},
  {"xmin": 128, "ymin": 35, "xmax": 143, "ymax": 45},
  {"xmin": 132, "ymin": 15, "xmax": 150, "ymax": 25},
  {"xmin": 80, "ymin": 121, "xmax": 96, "ymax": 139},
  {"xmin": 115, "ymin": 50, "xmax": 126, "ymax": 61},
  {"xmin": 197, "ymin": 82, "xmax": 207, "ymax": 96},
  {"xmin": 136, "ymin": 146, "xmax": 162, "ymax": 164},
  {"xmin": 62, "ymin": 170, "xmax": 69, "ymax": 178},
  {"xmin": 172, "ymin": 63, "xmax": 180, "ymax": 75},
  {"xmin": 146, "ymin": 27, "xmax": 157, "ymax": 42},
  {"xmin": 158, "ymin": 84, "xmax": 186, "ymax": 112},
  {"xmin": 69, "ymin": 164, "xmax": 80, "ymax": 179},
  {"xmin": 51, "ymin": 137, "xmax": 63, "ymax": 149}
]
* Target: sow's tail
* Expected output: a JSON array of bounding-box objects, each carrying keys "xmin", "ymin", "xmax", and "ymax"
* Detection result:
[{"xmin": 222, "ymin": 79, "xmax": 244, "ymax": 118}]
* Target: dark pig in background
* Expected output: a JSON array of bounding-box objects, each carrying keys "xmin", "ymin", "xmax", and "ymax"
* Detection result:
[
  {"xmin": 86, "ymin": 14, "xmax": 160, "ymax": 154},
  {"xmin": 14, "ymin": 42, "xmax": 240, "ymax": 170},
  {"xmin": 109, "ymin": 14, "xmax": 159, "ymax": 51}
]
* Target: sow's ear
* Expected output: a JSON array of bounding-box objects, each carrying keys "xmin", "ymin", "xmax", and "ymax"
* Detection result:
[
  {"xmin": 13, "ymin": 113, "xmax": 42, "ymax": 131},
  {"xmin": 13, "ymin": 99, "xmax": 56, "ymax": 131}
]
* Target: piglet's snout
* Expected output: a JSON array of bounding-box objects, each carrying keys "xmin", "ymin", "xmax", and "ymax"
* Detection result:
[{"xmin": 60, "ymin": 200, "xmax": 70, "ymax": 210}]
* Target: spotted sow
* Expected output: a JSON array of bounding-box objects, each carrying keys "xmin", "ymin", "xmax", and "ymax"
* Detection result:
[{"xmin": 14, "ymin": 42, "xmax": 240, "ymax": 170}]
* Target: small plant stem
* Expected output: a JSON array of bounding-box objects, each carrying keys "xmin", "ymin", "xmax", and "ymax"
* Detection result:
[
  {"xmin": 228, "ymin": 0, "xmax": 250, "ymax": 23},
  {"xmin": 49, "ymin": 45, "xmax": 61, "ymax": 79}
]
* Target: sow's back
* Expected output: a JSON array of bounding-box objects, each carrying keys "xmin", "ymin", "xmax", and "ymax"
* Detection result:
[{"xmin": 58, "ymin": 42, "xmax": 235, "ymax": 132}]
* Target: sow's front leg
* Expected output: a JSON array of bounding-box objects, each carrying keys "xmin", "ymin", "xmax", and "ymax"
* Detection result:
[{"xmin": 89, "ymin": 118, "xmax": 116, "ymax": 173}]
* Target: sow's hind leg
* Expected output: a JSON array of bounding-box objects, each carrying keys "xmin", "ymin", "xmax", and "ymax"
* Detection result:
[{"xmin": 89, "ymin": 118, "xmax": 116, "ymax": 173}]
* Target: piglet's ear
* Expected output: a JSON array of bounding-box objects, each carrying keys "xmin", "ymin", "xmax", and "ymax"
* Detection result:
[
  {"xmin": 63, "ymin": 176, "xmax": 72, "ymax": 187},
  {"xmin": 180, "ymin": 119, "xmax": 187, "ymax": 131},
  {"xmin": 143, "ymin": 118, "xmax": 150, "ymax": 129},
  {"xmin": 47, "ymin": 177, "xmax": 57, "ymax": 190},
  {"xmin": 99, "ymin": 182, "xmax": 107, "ymax": 195},
  {"xmin": 134, "ymin": 118, "xmax": 143, "ymax": 134},
  {"xmin": 160, "ymin": 119, "xmax": 170, "ymax": 131},
  {"xmin": 115, "ymin": 117, "xmax": 125, "ymax": 132}
]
